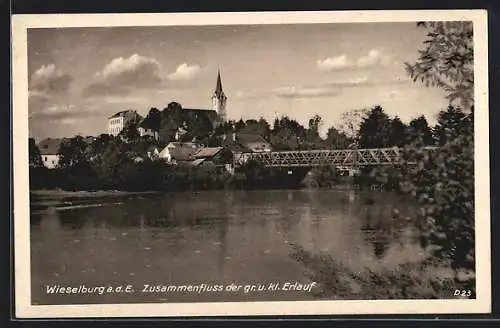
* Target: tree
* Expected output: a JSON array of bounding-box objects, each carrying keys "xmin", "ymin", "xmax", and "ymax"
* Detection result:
[
  {"xmin": 235, "ymin": 118, "xmax": 246, "ymax": 131},
  {"xmin": 304, "ymin": 114, "xmax": 324, "ymax": 147},
  {"xmin": 389, "ymin": 116, "xmax": 408, "ymax": 147},
  {"xmin": 339, "ymin": 108, "xmax": 369, "ymax": 143},
  {"xmin": 308, "ymin": 114, "xmax": 322, "ymax": 133},
  {"xmin": 214, "ymin": 120, "xmax": 235, "ymax": 136},
  {"xmin": 400, "ymin": 121, "xmax": 474, "ymax": 279},
  {"xmin": 358, "ymin": 105, "xmax": 392, "ymax": 148},
  {"xmin": 184, "ymin": 112, "xmax": 214, "ymax": 142},
  {"xmin": 86, "ymin": 133, "xmax": 116, "ymax": 164},
  {"xmin": 159, "ymin": 102, "xmax": 184, "ymax": 142},
  {"xmin": 400, "ymin": 21, "xmax": 475, "ymax": 283},
  {"xmin": 270, "ymin": 116, "xmax": 307, "ymax": 150},
  {"xmin": 29, "ymin": 137, "xmax": 43, "ymax": 167},
  {"xmin": 58, "ymin": 136, "xmax": 91, "ymax": 168},
  {"xmin": 237, "ymin": 117, "xmax": 271, "ymax": 140},
  {"xmin": 143, "ymin": 107, "xmax": 162, "ymax": 132},
  {"xmin": 257, "ymin": 117, "xmax": 271, "ymax": 140},
  {"xmin": 408, "ymin": 115, "xmax": 434, "ymax": 146},
  {"xmin": 119, "ymin": 120, "xmax": 140, "ymax": 142},
  {"xmin": 404, "ymin": 21, "xmax": 474, "ymax": 110},
  {"xmin": 325, "ymin": 127, "xmax": 350, "ymax": 149},
  {"xmin": 433, "ymin": 105, "xmax": 471, "ymax": 146}
]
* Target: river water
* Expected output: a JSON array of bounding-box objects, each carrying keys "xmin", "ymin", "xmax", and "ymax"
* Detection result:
[{"xmin": 30, "ymin": 189, "xmax": 427, "ymax": 305}]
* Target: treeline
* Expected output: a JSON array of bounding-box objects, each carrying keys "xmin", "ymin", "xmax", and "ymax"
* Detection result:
[
  {"xmin": 120, "ymin": 100, "xmax": 470, "ymax": 151},
  {"xmin": 30, "ymin": 133, "xmax": 234, "ymax": 192},
  {"xmin": 29, "ymin": 103, "xmax": 472, "ymax": 192}
]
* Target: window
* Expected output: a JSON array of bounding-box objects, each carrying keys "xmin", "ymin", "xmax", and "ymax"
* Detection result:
[
  {"xmin": 44, "ymin": 156, "xmax": 47, "ymax": 161},
  {"xmin": 51, "ymin": 160, "xmax": 55, "ymax": 165},
  {"xmin": 43, "ymin": 145, "xmax": 48, "ymax": 149}
]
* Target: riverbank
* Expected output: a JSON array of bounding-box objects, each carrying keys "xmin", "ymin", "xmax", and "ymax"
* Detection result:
[{"xmin": 30, "ymin": 189, "xmax": 164, "ymax": 199}]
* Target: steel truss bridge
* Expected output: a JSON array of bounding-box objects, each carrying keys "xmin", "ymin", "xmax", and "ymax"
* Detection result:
[{"xmin": 236, "ymin": 147, "xmax": 437, "ymax": 168}]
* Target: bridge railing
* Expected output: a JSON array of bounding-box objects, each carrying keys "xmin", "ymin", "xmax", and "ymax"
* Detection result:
[{"xmin": 235, "ymin": 147, "xmax": 438, "ymax": 168}]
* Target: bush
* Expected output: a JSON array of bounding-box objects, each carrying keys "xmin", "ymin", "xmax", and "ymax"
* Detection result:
[
  {"xmin": 398, "ymin": 120, "xmax": 474, "ymax": 279},
  {"xmin": 289, "ymin": 244, "xmax": 468, "ymax": 299}
]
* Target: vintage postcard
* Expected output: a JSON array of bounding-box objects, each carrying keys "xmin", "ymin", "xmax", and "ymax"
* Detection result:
[{"xmin": 12, "ymin": 10, "xmax": 490, "ymax": 318}]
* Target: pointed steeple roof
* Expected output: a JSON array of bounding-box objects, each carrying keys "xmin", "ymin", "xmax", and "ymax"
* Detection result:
[{"xmin": 214, "ymin": 69, "xmax": 225, "ymax": 98}]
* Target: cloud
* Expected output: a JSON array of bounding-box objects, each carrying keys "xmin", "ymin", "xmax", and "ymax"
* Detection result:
[
  {"xmin": 234, "ymin": 90, "xmax": 263, "ymax": 100},
  {"xmin": 316, "ymin": 55, "xmax": 352, "ymax": 71},
  {"xmin": 356, "ymin": 49, "xmax": 392, "ymax": 68},
  {"xmin": 102, "ymin": 95, "xmax": 149, "ymax": 104},
  {"xmin": 167, "ymin": 63, "xmax": 201, "ymax": 81},
  {"xmin": 60, "ymin": 118, "xmax": 77, "ymax": 125},
  {"xmin": 29, "ymin": 103, "xmax": 78, "ymax": 120},
  {"xmin": 274, "ymin": 86, "xmax": 342, "ymax": 99},
  {"xmin": 83, "ymin": 54, "xmax": 164, "ymax": 97},
  {"xmin": 29, "ymin": 98, "xmax": 104, "ymax": 123},
  {"xmin": 316, "ymin": 49, "xmax": 392, "ymax": 72},
  {"xmin": 326, "ymin": 77, "xmax": 370, "ymax": 87},
  {"xmin": 274, "ymin": 77, "xmax": 370, "ymax": 99},
  {"xmin": 29, "ymin": 64, "xmax": 72, "ymax": 95}
]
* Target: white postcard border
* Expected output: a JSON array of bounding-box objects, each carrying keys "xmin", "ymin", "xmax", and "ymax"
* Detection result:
[{"xmin": 12, "ymin": 10, "xmax": 491, "ymax": 318}]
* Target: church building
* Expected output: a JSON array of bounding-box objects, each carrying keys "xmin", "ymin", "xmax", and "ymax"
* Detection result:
[{"xmin": 107, "ymin": 69, "xmax": 229, "ymax": 139}]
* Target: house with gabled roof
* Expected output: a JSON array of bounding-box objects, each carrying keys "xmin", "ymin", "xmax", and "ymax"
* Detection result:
[
  {"xmin": 37, "ymin": 138, "xmax": 67, "ymax": 169},
  {"xmin": 159, "ymin": 143, "xmax": 201, "ymax": 164},
  {"xmin": 222, "ymin": 132, "xmax": 272, "ymax": 153},
  {"xmin": 192, "ymin": 146, "xmax": 232, "ymax": 166}
]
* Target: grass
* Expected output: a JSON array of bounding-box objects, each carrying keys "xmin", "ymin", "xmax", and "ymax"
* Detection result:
[{"xmin": 289, "ymin": 243, "xmax": 475, "ymax": 300}]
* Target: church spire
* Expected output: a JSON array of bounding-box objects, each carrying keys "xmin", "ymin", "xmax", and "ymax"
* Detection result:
[
  {"xmin": 212, "ymin": 68, "xmax": 227, "ymax": 122},
  {"xmin": 214, "ymin": 68, "xmax": 224, "ymax": 97}
]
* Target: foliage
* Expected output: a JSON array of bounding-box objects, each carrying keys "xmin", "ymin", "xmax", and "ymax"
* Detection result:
[
  {"xmin": 433, "ymin": 105, "xmax": 472, "ymax": 146},
  {"xmin": 389, "ymin": 116, "xmax": 408, "ymax": 147},
  {"xmin": 339, "ymin": 108, "xmax": 369, "ymax": 141},
  {"xmin": 58, "ymin": 136, "xmax": 91, "ymax": 169},
  {"xmin": 119, "ymin": 120, "xmax": 140, "ymax": 142},
  {"xmin": 358, "ymin": 105, "xmax": 392, "ymax": 148},
  {"xmin": 404, "ymin": 21, "xmax": 474, "ymax": 109},
  {"xmin": 289, "ymin": 244, "xmax": 466, "ymax": 299},
  {"xmin": 408, "ymin": 115, "xmax": 435, "ymax": 146},
  {"xmin": 143, "ymin": 107, "xmax": 162, "ymax": 131},
  {"xmin": 237, "ymin": 117, "xmax": 271, "ymax": 140},
  {"xmin": 392, "ymin": 22, "xmax": 476, "ymax": 280},
  {"xmin": 325, "ymin": 127, "xmax": 351, "ymax": 149},
  {"xmin": 29, "ymin": 137, "xmax": 43, "ymax": 167},
  {"xmin": 399, "ymin": 110, "xmax": 474, "ymax": 278}
]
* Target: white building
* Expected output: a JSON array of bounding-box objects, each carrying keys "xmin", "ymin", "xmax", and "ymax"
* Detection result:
[
  {"xmin": 108, "ymin": 110, "xmax": 142, "ymax": 136},
  {"xmin": 137, "ymin": 126, "xmax": 159, "ymax": 139},
  {"xmin": 38, "ymin": 138, "xmax": 64, "ymax": 169}
]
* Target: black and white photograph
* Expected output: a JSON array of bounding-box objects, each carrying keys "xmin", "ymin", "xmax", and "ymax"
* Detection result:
[{"xmin": 12, "ymin": 10, "xmax": 490, "ymax": 317}]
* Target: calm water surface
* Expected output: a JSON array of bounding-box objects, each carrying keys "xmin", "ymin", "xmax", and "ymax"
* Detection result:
[{"xmin": 30, "ymin": 189, "xmax": 425, "ymax": 304}]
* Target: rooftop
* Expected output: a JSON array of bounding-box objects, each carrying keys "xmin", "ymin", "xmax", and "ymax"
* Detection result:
[
  {"xmin": 167, "ymin": 141, "xmax": 199, "ymax": 149},
  {"xmin": 108, "ymin": 110, "xmax": 141, "ymax": 119},
  {"xmin": 38, "ymin": 138, "xmax": 66, "ymax": 155},
  {"xmin": 167, "ymin": 147, "xmax": 199, "ymax": 162},
  {"xmin": 221, "ymin": 133, "xmax": 271, "ymax": 152},
  {"xmin": 194, "ymin": 147, "xmax": 224, "ymax": 159}
]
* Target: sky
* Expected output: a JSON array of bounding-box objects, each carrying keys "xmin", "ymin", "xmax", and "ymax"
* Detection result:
[{"xmin": 27, "ymin": 22, "xmax": 451, "ymax": 141}]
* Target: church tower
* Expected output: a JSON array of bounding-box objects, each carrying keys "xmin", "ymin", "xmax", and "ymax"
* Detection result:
[{"xmin": 211, "ymin": 69, "xmax": 227, "ymax": 121}]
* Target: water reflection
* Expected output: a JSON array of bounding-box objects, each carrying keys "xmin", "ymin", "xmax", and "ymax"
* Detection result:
[{"xmin": 30, "ymin": 190, "xmax": 422, "ymax": 304}]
